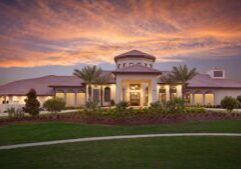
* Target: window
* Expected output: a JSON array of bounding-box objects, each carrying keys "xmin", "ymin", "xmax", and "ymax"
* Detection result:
[
  {"xmin": 129, "ymin": 63, "xmax": 134, "ymax": 66},
  {"xmin": 137, "ymin": 62, "xmax": 142, "ymax": 65},
  {"xmin": 144, "ymin": 63, "xmax": 148, "ymax": 67},
  {"xmin": 104, "ymin": 87, "xmax": 111, "ymax": 102},
  {"xmin": 123, "ymin": 63, "xmax": 126, "ymax": 67},
  {"xmin": 170, "ymin": 86, "xmax": 177, "ymax": 99},
  {"xmin": 159, "ymin": 87, "xmax": 166, "ymax": 102},
  {"xmin": 213, "ymin": 71, "xmax": 223, "ymax": 77},
  {"xmin": 149, "ymin": 64, "xmax": 152, "ymax": 68},
  {"xmin": 118, "ymin": 64, "xmax": 121, "ymax": 68},
  {"xmin": 93, "ymin": 89, "xmax": 100, "ymax": 102},
  {"xmin": 130, "ymin": 84, "xmax": 141, "ymax": 90}
]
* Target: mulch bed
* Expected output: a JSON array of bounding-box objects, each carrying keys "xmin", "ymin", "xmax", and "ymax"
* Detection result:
[{"xmin": 0, "ymin": 111, "xmax": 241, "ymax": 126}]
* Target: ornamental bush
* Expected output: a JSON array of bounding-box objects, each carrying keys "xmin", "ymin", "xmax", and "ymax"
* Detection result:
[
  {"xmin": 237, "ymin": 96, "xmax": 241, "ymax": 107},
  {"xmin": 23, "ymin": 89, "xmax": 40, "ymax": 116},
  {"xmin": 84, "ymin": 100, "xmax": 99, "ymax": 114},
  {"xmin": 43, "ymin": 98, "xmax": 66, "ymax": 114},
  {"xmin": 221, "ymin": 96, "xmax": 239, "ymax": 112},
  {"xmin": 149, "ymin": 101, "xmax": 165, "ymax": 114},
  {"xmin": 116, "ymin": 101, "xmax": 128, "ymax": 111},
  {"xmin": 166, "ymin": 97, "xmax": 185, "ymax": 113}
]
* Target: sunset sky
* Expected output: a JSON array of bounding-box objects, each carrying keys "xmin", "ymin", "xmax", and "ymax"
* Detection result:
[{"xmin": 0, "ymin": 0, "xmax": 241, "ymax": 85}]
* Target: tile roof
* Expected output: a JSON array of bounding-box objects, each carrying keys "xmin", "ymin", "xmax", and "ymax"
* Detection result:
[
  {"xmin": 114, "ymin": 50, "xmax": 156, "ymax": 62},
  {"xmin": 0, "ymin": 75, "xmax": 83, "ymax": 96},
  {"xmin": 159, "ymin": 72, "xmax": 241, "ymax": 88},
  {"xmin": 187, "ymin": 74, "xmax": 241, "ymax": 88},
  {"xmin": 0, "ymin": 71, "xmax": 116, "ymax": 96},
  {"xmin": 1, "ymin": 71, "xmax": 241, "ymax": 96},
  {"xmin": 113, "ymin": 65, "xmax": 161, "ymax": 74}
]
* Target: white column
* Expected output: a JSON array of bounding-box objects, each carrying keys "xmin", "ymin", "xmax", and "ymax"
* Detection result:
[
  {"xmin": 64, "ymin": 92, "xmax": 67, "ymax": 104},
  {"xmin": 203, "ymin": 93, "xmax": 205, "ymax": 105},
  {"xmin": 151, "ymin": 79, "xmax": 158, "ymax": 103},
  {"xmin": 177, "ymin": 85, "xmax": 182, "ymax": 98},
  {"xmin": 115, "ymin": 78, "xmax": 122, "ymax": 103},
  {"xmin": 192, "ymin": 94, "xmax": 195, "ymax": 105},
  {"xmin": 165, "ymin": 85, "xmax": 170, "ymax": 101},
  {"xmin": 74, "ymin": 93, "xmax": 78, "ymax": 107}
]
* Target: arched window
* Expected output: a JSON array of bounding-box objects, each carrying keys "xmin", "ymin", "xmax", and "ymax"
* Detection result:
[{"xmin": 104, "ymin": 87, "xmax": 111, "ymax": 102}]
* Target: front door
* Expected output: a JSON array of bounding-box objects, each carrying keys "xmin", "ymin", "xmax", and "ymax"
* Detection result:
[{"xmin": 130, "ymin": 92, "xmax": 140, "ymax": 106}]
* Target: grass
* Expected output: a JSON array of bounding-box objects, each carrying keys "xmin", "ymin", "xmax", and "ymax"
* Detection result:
[
  {"xmin": 0, "ymin": 137, "xmax": 240, "ymax": 169},
  {"xmin": 0, "ymin": 119, "xmax": 240, "ymax": 145}
]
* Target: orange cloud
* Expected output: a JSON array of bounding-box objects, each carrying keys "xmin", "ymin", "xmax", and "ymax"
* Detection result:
[{"xmin": 0, "ymin": 0, "xmax": 240, "ymax": 67}]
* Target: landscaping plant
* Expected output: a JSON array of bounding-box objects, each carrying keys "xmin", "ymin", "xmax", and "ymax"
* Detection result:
[
  {"xmin": 149, "ymin": 101, "xmax": 165, "ymax": 114},
  {"xmin": 166, "ymin": 97, "xmax": 185, "ymax": 113},
  {"xmin": 23, "ymin": 89, "xmax": 40, "ymax": 116},
  {"xmin": 43, "ymin": 98, "xmax": 66, "ymax": 115},
  {"xmin": 84, "ymin": 100, "xmax": 99, "ymax": 114},
  {"xmin": 221, "ymin": 96, "xmax": 239, "ymax": 112},
  {"xmin": 237, "ymin": 95, "xmax": 241, "ymax": 107}
]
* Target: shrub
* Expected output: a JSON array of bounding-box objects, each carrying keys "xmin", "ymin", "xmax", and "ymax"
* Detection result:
[
  {"xmin": 149, "ymin": 101, "xmax": 165, "ymax": 114},
  {"xmin": 166, "ymin": 97, "xmax": 185, "ymax": 113},
  {"xmin": 221, "ymin": 96, "xmax": 239, "ymax": 112},
  {"xmin": 237, "ymin": 96, "xmax": 241, "ymax": 108},
  {"xmin": 185, "ymin": 107, "xmax": 206, "ymax": 113},
  {"xmin": 23, "ymin": 89, "xmax": 40, "ymax": 116},
  {"xmin": 237, "ymin": 95, "xmax": 241, "ymax": 103},
  {"xmin": 84, "ymin": 100, "xmax": 99, "ymax": 114},
  {"xmin": 116, "ymin": 101, "xmax": 128, "ymax": 111},
  {"xmin": 110, "ymin": 100, "xmax": 115, "ymax": 106},
  {"xmin": 43, "ymin": 98, "xmax": 66, "ymax": 114}
]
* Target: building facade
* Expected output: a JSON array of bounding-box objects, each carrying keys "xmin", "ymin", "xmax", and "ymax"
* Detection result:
[{"xmin": 0, "ymin": 50, "xmax": 241, "ymax": 111}]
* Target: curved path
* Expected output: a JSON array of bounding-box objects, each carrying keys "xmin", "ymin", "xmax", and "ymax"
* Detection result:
[{"xmin": 0, "ymin": 133, "xmax": 241, "ymax": 150}]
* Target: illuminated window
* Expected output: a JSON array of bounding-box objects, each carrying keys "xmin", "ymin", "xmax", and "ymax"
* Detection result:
[
  {"xmin": 170, "ymin": 86, "xmax": 177, "ymax": 99},
  {"xmin": 159, "ymin": 87, "xmax": 166, "ymax": 102}
]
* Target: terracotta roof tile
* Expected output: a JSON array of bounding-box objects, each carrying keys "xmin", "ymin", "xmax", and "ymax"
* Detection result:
[{"xmin": 114, "ymin": 50, "xmax": 156, "ymax": 62}]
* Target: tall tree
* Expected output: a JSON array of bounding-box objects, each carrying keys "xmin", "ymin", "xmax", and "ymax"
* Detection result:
[
  {"xmin": 160, "ymin": 65, "xmax": 198, "ymax": 99},
  {"xmin": 95, "ymin": 74, "xmax": 111, "ymax": 107},
  {"xmin": 73, "ymin": 66, "xmax": 102, "ymax": 101},
  {"xmin": 23, "ymin": 88, "xmax": 40, "ymax": 116}
]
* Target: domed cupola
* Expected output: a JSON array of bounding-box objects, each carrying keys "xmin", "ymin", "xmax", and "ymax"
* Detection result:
[{"xmin": 114, "ymin": 50, "xmax": 156, "ymax": 69}]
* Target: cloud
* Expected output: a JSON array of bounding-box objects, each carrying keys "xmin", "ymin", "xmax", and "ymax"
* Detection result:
[{"xmin": 0, "ymin": 0, "xmax": 240, "ymax": 67}]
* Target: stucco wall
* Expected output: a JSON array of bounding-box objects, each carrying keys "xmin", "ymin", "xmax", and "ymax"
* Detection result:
[
  {"xmin": 213, "ymin": 89, "xmax": 241, "ymax": 105},
  {"xmin": 116, "ymin": 57, "xmax": 154, "ymax": 68}
]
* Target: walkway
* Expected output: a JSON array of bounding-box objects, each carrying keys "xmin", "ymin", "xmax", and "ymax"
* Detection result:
[{"xmin": 0, "ymin": 133, "xmax": 240, "ymax": 150}]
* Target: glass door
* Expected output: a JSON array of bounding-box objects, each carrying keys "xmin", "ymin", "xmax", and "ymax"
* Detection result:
[{"xmin": 130, "ymin": 92, "xmax": 140, "ymax": 106}]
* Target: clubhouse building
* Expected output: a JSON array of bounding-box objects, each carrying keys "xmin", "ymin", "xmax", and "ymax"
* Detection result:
[{"xmin": 0, "ymin": 50, "xmax": 241, "ymax": 110}]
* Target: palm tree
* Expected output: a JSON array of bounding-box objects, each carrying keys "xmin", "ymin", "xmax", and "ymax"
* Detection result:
[
  {"xmin": 161, "ymin": 65, "xmax": 198, "ymax": 99},
  {"xmin": 95, "ymin": 74, "xmax": 111, "ymax": 107},
  {"xmin": 73, "ymin": 66, "xmax": 102, "ymax": 101}
]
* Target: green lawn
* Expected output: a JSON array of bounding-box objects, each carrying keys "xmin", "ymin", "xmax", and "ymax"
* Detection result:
[
  {"xmin": 0, "ymin": 137, "xmax": 240, "ymax": 169},
  {"xmin": 0, "ymin": 120, "xmax": 241, "ymax": 145},
  {"xmin": 0, "ymin": 120, "xmax": 241, "ymax": 169}
]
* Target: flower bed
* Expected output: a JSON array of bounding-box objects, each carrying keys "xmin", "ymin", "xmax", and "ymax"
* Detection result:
[{"xmin": 0, "ymin": 111, "xmax": 241, "ymax": 126}]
